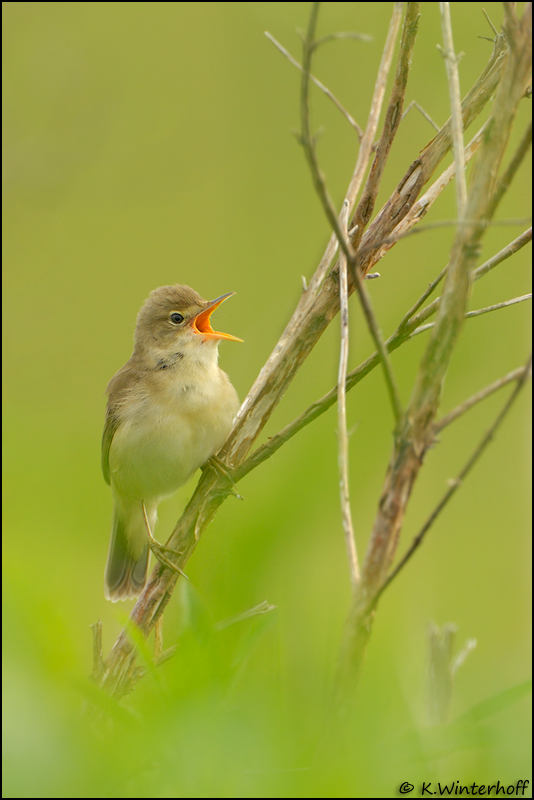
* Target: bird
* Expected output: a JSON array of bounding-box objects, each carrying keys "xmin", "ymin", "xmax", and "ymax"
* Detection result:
[{"xmin": 102, "ymin": 284, "xmax": 242, "ymax": 601}]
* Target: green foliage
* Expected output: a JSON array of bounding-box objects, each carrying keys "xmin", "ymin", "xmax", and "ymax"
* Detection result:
[{"xmin": 3, "ymin": 2, "xmax": 530, "ymax": 796}]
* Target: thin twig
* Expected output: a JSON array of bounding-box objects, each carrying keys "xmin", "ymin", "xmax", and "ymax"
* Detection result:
[
  {"xmin": 214, "ymin": 601, "xmax": 277, "ymax": 631},
  {"xmin": 235, "ymin": 227, "xmax": 531, "ymax": 484},
  {"xmin": 351, "ymin": 5, "xmax": 532, "ymax": 678},
  {"xmin": 346, "ymin": 2, "xmax": 404, "ymax": 203},
  {"xmin": 356, "ymin": 30, "xmax": 509, "ymax": 278},
  {"xmin": 439, "ymin": 3, "xmax": 467, "ymax": 217},
  {"xmin": 411, "ymin": 293, "xmax": 532, "ymax": 336},
  {"xmin": 397, "ymin": 125, "xmax": 486, "ymax": 234},
  {"xmin": 401, "ymin": 100, "xmax": 440, "ymax": 132},
  {"xmin": 482, "ymin": 8, "xmax": 499, "ymax": 38},
  {"xmin": 350, "ymin": 267, "xmax": 404, "ymax": 426},
  {"xmin": 360, "ymin": 121, "xmax": 488, "ymax": 268},
  {"xmin": 154, "ymin": 645, "xmax": 177, "ymax": 668},
  {"xmin": 486, "ymin": 119, "xmax": 532, "ymax": 221},
  {"xmin": 299, "ymin": 2, "xmax": 403, "ymax": 426},
  {"xmin": 363, "ymin": 215, "xmax": 532, "ymax": 265},
  {"xmin": 466, "ymin": 293, "xmax": 532, "ymax": 317},
  {"xmin": 337, "ymin": 201, "xmax": 360, "ymax": 588},
  {"xmin": 435, "ymin": 365, "xmax": 529, "ymax": 432},
  {"xmin": 314, "ymin": 31, "xmax": 373, "ymax": 49},
  {"xmin": 339, "ymin": 2, "xmax": 407, "ymax": 429},
  {"xmin": 375, "ymin": 356, "xmax": 532, "ymax": 603},
  {"xmin": 393, "ymin": 127, "xmax": 489, "ymax": 328},
  {"xmin": 351, "ymin": 2, "xmax": 420, "ymax": 246},
  {"xmin": 264, "ymin": 31, "xmax": 363, "ymax": 137},
  {"xmin": 305, "ymin": 217, "xmax": 340, "ymax": 299},
  {"xmin": 213, "ymin": 7, "xmax": 394, "ymax": 460},
  {"xmin": 299, "ymin": 4, "xmax": 343, "ymax": 243},
  {"xmin": 401, "ymin": 225, "xmax": 532, "ymax": 329},
  {"xmin": 473, "ymin": 227, "xmax": 532, "ymax": 281},
  {"xmin": 227, "ymin": 2, "xmax": 404, "ymax": 462},
  {"xmin": 399, "ymin": 268, "xmax": 448, "ymax": 329},
  {"xmin": 407, "ymin": 228, "xmax": 533, "ymax": 331},
  {"xmin": 398, "ymin": 217, "xmax": 531, "ymax": 236}
]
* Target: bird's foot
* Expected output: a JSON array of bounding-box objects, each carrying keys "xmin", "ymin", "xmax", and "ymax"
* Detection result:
[
  {"xmin": 148, "ymin": 538, "xmax": 188, "ymax": 579},
  {"xmin": 141, "ymin": 502, "xmax": 188, "ymax": 579},
  {"xmin": 204, "ymin": 454, "xmax": 243, "ymax": 500}
]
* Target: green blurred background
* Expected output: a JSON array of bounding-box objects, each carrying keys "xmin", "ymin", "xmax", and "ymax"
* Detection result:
[{"xmin": 3, "ymin": 2, "xmax": 531, "ymax": 797}]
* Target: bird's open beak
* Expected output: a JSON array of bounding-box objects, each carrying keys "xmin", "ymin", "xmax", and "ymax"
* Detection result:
[{"xmin": 191, "ymin": 293, "xmax": 243, "ymax": 342}]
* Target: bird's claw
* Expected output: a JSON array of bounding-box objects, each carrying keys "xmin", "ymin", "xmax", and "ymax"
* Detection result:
[
  {"xmin": 141, "ymin": 501, "xmax": 188, "ymax": 578},
  {"xmin": 204, "ymin": 455, "xmax": 243, "ymax": 500},
  {"xmin": 148, "ymin": 539, "xmax": 188, "ymax": 578}
]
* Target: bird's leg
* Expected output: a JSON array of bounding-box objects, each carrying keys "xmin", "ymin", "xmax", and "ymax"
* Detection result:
[
  {"xmin": 141, "ymin": 502, "xmax": 188, "ymax": 579},
  {"xmin": 203, "ymin": 454, "xmax": 243, "ymax": 500}
]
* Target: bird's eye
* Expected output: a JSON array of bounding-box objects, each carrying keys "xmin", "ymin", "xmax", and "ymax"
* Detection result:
[{"xmin": 169, "ymin": 312, "xmax": 185, "ymax": 325}]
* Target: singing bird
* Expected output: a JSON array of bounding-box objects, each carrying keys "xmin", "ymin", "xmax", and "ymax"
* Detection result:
[{"xmin": 102, "ymin": 285, "xmax": 241, "ymax": 601}]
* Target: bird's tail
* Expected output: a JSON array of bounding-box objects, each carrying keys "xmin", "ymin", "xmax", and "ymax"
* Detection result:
[{"xmin": 104, "ymin": 503, "xmax": 152, "ymax": 602}]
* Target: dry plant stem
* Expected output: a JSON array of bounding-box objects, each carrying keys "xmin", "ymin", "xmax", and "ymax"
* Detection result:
[
  {"xmin": 464, "ymin": 293, "xmax": 532, "ymax": 316},
  {"xmin": 365, "ymin": 1, "xmax": 532, "ymax": 593},
  {"xmin": 299, "ymin": 2, "xmax": 403, "ymax": 425},
  {"xmin": 398, "ymin": 216, "xmax": 532, "ymax": 234},
  {"xmin": 337, "ymin": 201, "xmax": 360, "ymax": 587},
  {"xmin": 98, "ymin": 8, "xmax": 529, "ymax": 698},
  {"xmin": 412, "ymin": 292, "xmax": 532, "ymax": 336},
  {"xmin": 226, "ymin": 0, "xmax": 402, "ymax": 462},
  {"xmin": 376, "ymin": 355, "xmax": 532, "ymax": 604},
  {"xmin": 346, "ymin": 2, "xmax": 403, "ymax": 203},
  {"xmin": 347, "ymin": 274, "xmax": 404, "ymax": 431},
  {"xmin": 399, "ymin": 267, "xmax": 448, "ymax": 328},
  {"xmin": 408, "ymin": 228, "xmax": 533, "ymax": 330},
  {"xmin": 154, "ymin": 645, "xmax": 177, "ymax": 668},
  {"xmin": 359, "ymin": 123, "xmax": 492, "ymax": 318},
  {"xmin": 315, "ymin": 31, "xmax": 373, "ymax": 49},
  {"xmin": 215, "ymin": 601, "xmax": 277, "ymax": 632},
  {"xmin": 236, "ymin": 17, "xmax": 505, "ymax": 485},
  {"xmin": 435, "ymin": 365, "xmax": 529, "ymax": 432},
  {"xmin": 238, "ymin": 226, "xmax": 531, "ymax": 482},
  {"xmin": 351, "ymin": 2, "xmax": 420, "ymax": 247},
  {"xmin": 332, "ymin": 355, "xmax": 531, "ymax": 704},
  {"xmin": 264, "ymin": 31, "xmax": 363, "ymax": 137},
  {"xmin": 364, "ymin": 122, "xmax": 488, "ymax": 268},
  {"xmin": 409, "ymin": 223, "xmax": 532, "ymax": 328},
  {"xmin": 473, "ymin": 226, "xmax": 532, "ymax": 280},
  {"xmin": 356, "ymin": 30, "xmax": 509, "ymax": 276},
  {"xmin": 401, "ymin": 100, "xmax": 439, "ymax": 132},
  {"xmin": 483, "ymin": 8, "xmax": 500, "ymax": 38},
  {"xmin": 350, "ymin": 81, "xmax": 527, "ymax": 272},
  {"xmin": 486, "ymin": 118, "xmax": 532, "ymax": 220},
  {"xmin": 439, "ymin": 2, "xmax": 467, "ymax": 217},
  {"xmin": 336, "ymin": 4, "xmax": 532, "ymax": 704}
]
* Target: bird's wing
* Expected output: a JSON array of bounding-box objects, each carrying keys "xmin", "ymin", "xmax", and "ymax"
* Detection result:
[
  {"xmin": 101, "ymin": 363, "xmax": 138, "ymax": 485},
  {"xmin": 101, "ymin": 405, "xmax": 121, "ymax": 485}
]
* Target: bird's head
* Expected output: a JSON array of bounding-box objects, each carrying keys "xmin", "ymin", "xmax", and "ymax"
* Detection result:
[{"xmin": 133, "ymin": 284, "xmax": 242, "ymax": 367}]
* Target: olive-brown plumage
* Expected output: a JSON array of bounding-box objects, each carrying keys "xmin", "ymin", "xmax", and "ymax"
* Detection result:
[{"xmin": 102, "ymin": 285, "xmax": 241, "ymax": 601}]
